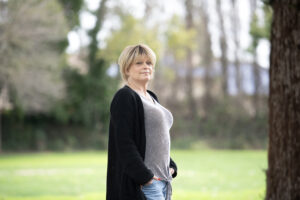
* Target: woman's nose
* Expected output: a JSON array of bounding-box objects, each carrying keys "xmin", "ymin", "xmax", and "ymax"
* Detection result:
[{"xmin": 143, "ymin": 63, "xmax": 149, "ymax": 69}]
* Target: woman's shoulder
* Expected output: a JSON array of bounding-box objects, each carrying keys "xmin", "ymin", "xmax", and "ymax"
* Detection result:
[
  {"xmin": 110, "ymin": 86, "xmax": 138, "ymax": 115},
  {"xmin": 111, "ymin": 85, "xmax": 137, "ymax": 103},
  {"xmin": 111, "ymin": 85, "xmax": 159, "ymax": 103}
]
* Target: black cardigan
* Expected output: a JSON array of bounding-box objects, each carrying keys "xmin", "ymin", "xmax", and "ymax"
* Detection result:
[{"xmin": 106, "ymin": 85, "xmax": 178, "ymax": 200}]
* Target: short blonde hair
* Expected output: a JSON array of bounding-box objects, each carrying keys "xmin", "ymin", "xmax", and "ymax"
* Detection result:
[{"xmin": 118, "ymin": 44, "xmax": 156, "ymax": 81}]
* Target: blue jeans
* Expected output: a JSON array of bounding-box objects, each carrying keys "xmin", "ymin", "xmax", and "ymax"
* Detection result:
[{"xmin": 141, "ymin": 180, "xmax": 168, "ymax": 200}]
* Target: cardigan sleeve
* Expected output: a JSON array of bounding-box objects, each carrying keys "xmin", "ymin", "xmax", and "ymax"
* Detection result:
[{"xmin": 110, "ymin": 90, "xmax": 154, "ymax": 185}]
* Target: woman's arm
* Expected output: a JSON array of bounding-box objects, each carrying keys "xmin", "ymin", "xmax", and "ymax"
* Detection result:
[{"xmin": 110, "ymin": 90, "xmax": 154, "ymax": 185}]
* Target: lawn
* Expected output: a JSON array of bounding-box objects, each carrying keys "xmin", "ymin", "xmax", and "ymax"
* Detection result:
[{"xmin": 0, "ymin": 150, "xmax": 267, "ymax": 200}]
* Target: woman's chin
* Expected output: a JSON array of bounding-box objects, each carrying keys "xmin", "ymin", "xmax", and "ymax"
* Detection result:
[
  {"xmin": 140, "ymin": 77, "xmax": 151, "ymax": 83},
  {"xmin": 141, "ymin": 75, "xmax": 151, "ymax": 80}
]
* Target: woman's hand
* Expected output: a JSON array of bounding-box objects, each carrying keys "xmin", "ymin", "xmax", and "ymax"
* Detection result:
[
  {"xmin": 140, "ymin": 175, "xmax": 160, "ymax": 189},
  {"xmin": 169, "ymin": 167, "xmax": 175, "ymax": 175},
  {"xmin": 145, "ymin": 175, "xmax": 160, "ymax": 185}
]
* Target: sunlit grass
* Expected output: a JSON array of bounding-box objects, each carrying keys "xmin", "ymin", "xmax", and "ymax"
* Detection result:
[
  {"xmin": 0, "ymin": 150, "xmax": 267, "ymax": 200},
  {"xmin": 171, "ymin": 150, "xmax": 266, "ymax": 200}
]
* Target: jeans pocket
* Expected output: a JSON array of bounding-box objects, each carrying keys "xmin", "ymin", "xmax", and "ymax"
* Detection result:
[{"xmin": 141, "ymin": 179, "xmax": 157, "ymax": 189}]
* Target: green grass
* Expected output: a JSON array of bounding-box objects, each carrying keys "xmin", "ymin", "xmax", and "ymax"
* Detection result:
[
  {"xmin": 172, "ymin": 150, "xmax": 267, "ymax": 200},
  {"xmin": 0, "ymin": 150, "xmax": 267, "ymax": 200}
]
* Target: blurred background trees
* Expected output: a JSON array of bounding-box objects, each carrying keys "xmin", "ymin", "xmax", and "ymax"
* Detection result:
[{"xmin": 0, "ymin": 0, "xmax": 272, "ymax": 152}]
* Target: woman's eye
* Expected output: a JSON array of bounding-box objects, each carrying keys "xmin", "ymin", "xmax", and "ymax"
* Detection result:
[
  {"xmin": 146, "ymin": 62, "xmax": 152, "ymax": 65},
  {"xmin": 136, "ymin": 62, "xmax": 142, "ymax": 64}
]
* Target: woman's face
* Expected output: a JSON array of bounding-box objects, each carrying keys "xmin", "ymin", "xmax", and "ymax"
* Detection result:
[{"xmin": 126, "ymin": 55, "xmax": 154, "ymax": 83}]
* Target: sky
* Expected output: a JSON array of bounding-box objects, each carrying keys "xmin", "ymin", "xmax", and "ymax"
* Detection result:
[{"xmin": 66, "ymin": 0, "xmax": 270, "ymax": 69}]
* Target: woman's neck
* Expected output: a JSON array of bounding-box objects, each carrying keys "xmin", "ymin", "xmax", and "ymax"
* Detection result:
[{"xmin": 126, "ymin": 79, "xmax": 148, "ymax": 96}]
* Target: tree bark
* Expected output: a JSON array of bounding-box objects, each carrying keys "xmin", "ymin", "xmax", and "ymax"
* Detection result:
[{"xmin": 266, "ymin": 1, "xmax": 300, "ymax": 199}]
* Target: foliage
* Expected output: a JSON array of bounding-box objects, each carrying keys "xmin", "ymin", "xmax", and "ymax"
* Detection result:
[
  {"xmin": 1, "ymin": 0, "xmax": 116, "ymax": 151},
  {"xmin": 2, "ymin": 110, "xmax": 109, "ymax": 151},
  {"xmin": 249, "ymin": 4, "xmax": 272, "ymax": 53},
  {"xmin": 171, "ymin": 97, "xmax": 268, "ymax": 150},
  {"xmin": 56, "ymin": 59, "xmax": 115, "ymax": 130},
  {"xmin": 58, "ymin": 0, "xmax": 84, "ymax": 28},
  {"xmin": 0, "ymin": 0, "xmax": 68, "ymax": 113},
  {"xmin": 166, "ymin": 15, "xmax": 198, "ymax": 60},
  {"xmin": 98, "ymin": 14, "xmax": 162, "ymax": 65},
  {"xmin": 54, "ymin": 0, "xmax": 117, "ymax": 133},
  {"xmin": 0, "ymin": 0, "xmax": 271, "ymax": 152},
  {"xmin": 200, "ymin": 100, "xmax": 267, "ymax": 149}
]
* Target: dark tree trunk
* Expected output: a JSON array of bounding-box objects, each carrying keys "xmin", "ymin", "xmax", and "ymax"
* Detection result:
[{"xmin": 266, "ymin": 1, "xmax": 300, "ymax": 200}]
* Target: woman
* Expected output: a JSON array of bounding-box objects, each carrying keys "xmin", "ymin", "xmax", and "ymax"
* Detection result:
[{"xmin": 106, "ymin": 44, "xmax": 178, "ymax": 200}]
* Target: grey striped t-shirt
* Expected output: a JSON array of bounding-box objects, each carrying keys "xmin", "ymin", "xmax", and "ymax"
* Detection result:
[{"xmin": 139, "ymin": 93, "xmax": 173, "ymax": 181}]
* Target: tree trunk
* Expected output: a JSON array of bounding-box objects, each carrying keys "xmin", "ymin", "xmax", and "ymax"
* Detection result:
[
  {"xmin": 266, "ymin": 1, "xmax": 300, "ymax": 200},
  {"xmin": 184, "ymin": 0, "xmax": 197, "ymax": 120},
  {"xmin": 252, "ymin": 49, "xmax": 261, "ymax": 115},
  {"xmin": 88, "ymin": 0, "xmax": 108, "ymax": 65},
  {"xmin": 143, "ymin": 0, "xmax": 158, "ymax": 21},
  {"xmin": 199, "ymin": 1, "xmax": 214, "ymax": 114},
  {"xmin": 216, "ymin": 0, "xmax": 229, "ymax": 97},
  {"xmin": 230, "ymin": 0, "xmax": 242, "ymax": 96},
  {"xmin": 168, "ymin": 61, "xmax": 182, "ymax": 110},
  {"xmin": 249, "ymin": 0, "xmax": 261, "ymax": 115},
  {"xmin": 249, "ymin": 0, "xmax": 257, "ymax": 15},
  {"xmin": 0, "ymin": 84, "xmax": 7, "ymax": 154}
]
